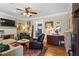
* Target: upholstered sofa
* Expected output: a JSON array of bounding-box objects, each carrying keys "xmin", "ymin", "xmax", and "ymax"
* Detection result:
[
  {"xmin": 0, "ymin": 39, "xmax": 23, "ymax": 56},
  {"xmin": 0, "ymin": 39, "xmax": 17, "ymax": 44}
]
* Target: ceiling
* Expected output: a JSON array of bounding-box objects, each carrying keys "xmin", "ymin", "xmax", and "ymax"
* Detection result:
[{"xmin": 0, "ymin": 3, "xmax": 70, "ymax": 20}]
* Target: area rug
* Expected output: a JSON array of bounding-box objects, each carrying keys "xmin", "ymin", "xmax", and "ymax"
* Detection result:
[{"xmin": 24, "ymin": 47, "xmax": 47, "ymax": 56}]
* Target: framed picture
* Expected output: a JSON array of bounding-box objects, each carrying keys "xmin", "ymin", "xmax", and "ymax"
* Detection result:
[
  {"xmin": 56, "ymin": 21, "xmax": 61, "ymax": 26},
  {"xmin": 45, "ymin": 21, "xmax": 53, "ymax": 28}
]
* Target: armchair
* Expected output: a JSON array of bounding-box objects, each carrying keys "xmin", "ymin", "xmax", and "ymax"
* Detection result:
[{"xmin": 29, "ymin": 34, "xmax": 45, "ymax": 49}]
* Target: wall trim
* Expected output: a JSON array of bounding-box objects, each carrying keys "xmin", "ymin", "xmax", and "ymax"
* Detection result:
[{"xmin": 25, "ymin": 12, "xmax": 68, "ymax": 20}]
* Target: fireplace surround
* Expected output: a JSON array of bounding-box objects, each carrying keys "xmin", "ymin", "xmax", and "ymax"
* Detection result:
[{"xmin": 2, "ymin": 34, "xmax": 14, "ymax": 39}]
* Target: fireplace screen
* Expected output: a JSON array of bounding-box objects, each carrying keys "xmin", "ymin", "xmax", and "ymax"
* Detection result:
[{"xmin": 2, "ymin": 34, "xmax": 14, "ymax": 39}]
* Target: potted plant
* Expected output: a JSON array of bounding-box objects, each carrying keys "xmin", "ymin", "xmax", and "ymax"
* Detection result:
[{"xmin": 17, "ymin": 32, "xmax": 30, "ymax": 40}]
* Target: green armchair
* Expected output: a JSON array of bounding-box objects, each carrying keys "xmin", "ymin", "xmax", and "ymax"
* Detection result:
[{"xmin": 0, "ymin": 43, "xmax": 10, "ymax": 52}]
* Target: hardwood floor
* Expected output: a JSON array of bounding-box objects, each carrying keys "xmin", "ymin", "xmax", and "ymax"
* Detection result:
[
  {"xmin": 44, "ymin": 44, "xmax": 68, "ymax": 56},
  {"xmin": 24, "ymin": 41, "xmax": 68, "ymax": 56}
]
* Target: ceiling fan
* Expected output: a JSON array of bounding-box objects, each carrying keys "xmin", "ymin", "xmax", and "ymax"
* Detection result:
[{"xmin": 16, "ymin": 7, "xmax": 37, "ymax": 17}]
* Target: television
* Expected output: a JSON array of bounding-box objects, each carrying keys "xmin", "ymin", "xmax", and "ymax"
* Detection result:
[{"xmin": 0, "ymin": 18, "xmax": 15, "ymax": 27}]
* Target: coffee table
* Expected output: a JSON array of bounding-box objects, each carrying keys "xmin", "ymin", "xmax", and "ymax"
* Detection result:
[{"xmin": 17, "ymin": 39, "xmax": 29, "ymax": 44}]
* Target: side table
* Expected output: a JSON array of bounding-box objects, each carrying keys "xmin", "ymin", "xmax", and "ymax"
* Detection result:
[{"xmin": 17, "ymin": 39, "xmax": 30, "ymax": 50}]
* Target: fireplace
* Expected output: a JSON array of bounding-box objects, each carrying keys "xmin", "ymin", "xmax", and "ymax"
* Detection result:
[{"xmin": 2, "ymin": 34, "xmax": 14, "ymax": 39}]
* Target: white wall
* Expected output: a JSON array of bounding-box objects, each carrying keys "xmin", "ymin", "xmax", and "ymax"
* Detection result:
[
  {"xmin": 0, "ymin": 11, "xmax": 69, "ymax": 39},
  {"xmin": 32, "ymin": 13, "xmax": 69, "ymax": 38},
  {"xmin": 0, "ymin": 12, "xmax": 17, "ymax": 38}
]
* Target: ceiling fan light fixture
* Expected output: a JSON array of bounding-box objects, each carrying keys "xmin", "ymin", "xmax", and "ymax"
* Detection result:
[
  {"xmin": 27, "ymin": 14, "xmax": 30, "ymax": 17},
  {"xmin": 16, "ymin": 7, "xmax": 37, "ymax": 17},
  {"xmin": 28, "ymin": 13, "xmax": 32, "ymax": 15},
  {"xmin": 27, "ymin": 13, "xmax": 32, "ymax": 17},
  {"xmin": 23, "ymin": 12, "xmax": 26, "ymax": 15},
  {"xmin": 27, "ymin": 7, "xmax": 32, "ymax": 12}
]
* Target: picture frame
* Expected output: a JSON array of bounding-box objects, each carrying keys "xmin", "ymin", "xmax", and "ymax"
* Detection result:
[{"xmin": 45, "ymin": 21, "xmax": 53, "ymax": 28}]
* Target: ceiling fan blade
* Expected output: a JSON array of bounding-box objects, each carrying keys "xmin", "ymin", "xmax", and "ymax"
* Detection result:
[
  {"xmin": 25, "ymin": 8, "xmax": 29, "ymax": 13},
  {"xmin": 16, "ymin": 8, "xmax": 24, "ymax": 11},
  {"xmin": 16, "ymin": 7, "xmax": 37, "ymax": 17},
  {"xmin": 30, "ymin": 12, "xmax": 37, "ymax": 14}
]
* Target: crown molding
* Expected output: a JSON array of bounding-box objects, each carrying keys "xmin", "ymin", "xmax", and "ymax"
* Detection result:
[
  {"xmin": 26, "ymin": 12, "xmax": 68, "ymax": 20},
  {"xmin": 0, "ymin": 11, "xmax": 68, "ymax": 21}
]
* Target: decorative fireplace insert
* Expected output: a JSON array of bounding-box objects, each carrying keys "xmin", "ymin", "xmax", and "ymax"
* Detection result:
[{"xmin": 2, "ymin": 34, "xmax": 14, "ymax": 39}]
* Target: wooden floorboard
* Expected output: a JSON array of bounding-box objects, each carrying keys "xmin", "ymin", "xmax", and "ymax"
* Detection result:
[
  {"xmin": 45, "ymin": 44, "xmax": 68, "ymax": 56},
  {"xmin": 24, "ymin": 42, "xmax": 68, "ymax": 56}
]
